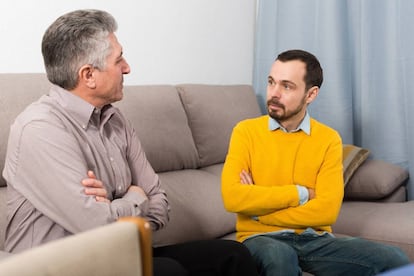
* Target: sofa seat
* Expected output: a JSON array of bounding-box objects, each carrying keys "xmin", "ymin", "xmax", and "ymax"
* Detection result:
[{"xmin": 333, "ymin": 201, "xmax": 414, "ymax": 260}]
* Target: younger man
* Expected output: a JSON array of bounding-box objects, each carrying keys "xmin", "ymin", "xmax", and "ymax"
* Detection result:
[{"xmin": 222, "ymin": 49, "xmax": 410, "ymax": 275}]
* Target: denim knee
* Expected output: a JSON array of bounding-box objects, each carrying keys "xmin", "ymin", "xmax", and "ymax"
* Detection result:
[
  {"xmin": 377, "ymin": 244, "xmax": 410, "ymax": 269},
  {"xmin": 244, "ymin": 236, "xmax": 300, "ymax": 275},
  {"xmin": 339, "ymin": 238, "xmax": 411, "ymax": 274}
]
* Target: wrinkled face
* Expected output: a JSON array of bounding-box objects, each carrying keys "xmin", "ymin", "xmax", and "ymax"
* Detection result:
[
  {"xmin": 93, "ymin": 33, "xmax": 130, "ymax": 106},
  {"xmin": 266, "ymin": 60, "xmax": 316, "ymax": 130}
]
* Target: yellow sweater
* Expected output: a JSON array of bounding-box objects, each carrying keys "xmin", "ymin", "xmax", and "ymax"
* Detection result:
[{"xmin": 221, "ymin": 115, "xmax": 344, "ymax": 242}]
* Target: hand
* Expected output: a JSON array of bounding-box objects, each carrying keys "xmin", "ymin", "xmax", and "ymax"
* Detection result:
[
  {"xmin": 127, "ymin": 185, "xmax": 148, "ymax": 199},
  {"xmin": 82, "ymin": 171, "xmax": 110, "ymax": 203},
  {"xmin": 307, "ymin": 188, "xmax": 315, "ymax": 200},
  {"xmin": 240, "ymin": 169, "xmax": 254, "ymax": 185}
]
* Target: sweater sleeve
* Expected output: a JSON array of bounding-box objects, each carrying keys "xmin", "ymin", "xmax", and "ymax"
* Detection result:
[{"xmin": 221, "ymin": 122, "xmax": 300, "ymax": 217}]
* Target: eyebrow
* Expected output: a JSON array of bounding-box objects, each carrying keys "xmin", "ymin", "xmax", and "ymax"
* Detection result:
[
  {"xmin": 280, "ymin": 80, "xmax": 296, "ymax": 86},
  {"xmin": 268, "ymin": 76, "xmax": 296, "ymax": 86}
]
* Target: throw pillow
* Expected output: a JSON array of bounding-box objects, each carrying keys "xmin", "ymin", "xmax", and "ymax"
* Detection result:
[
  {"xmin": 344, "ymin": 159, "xmax": 409, "ymax": 200},
  {"xmin": 342, "ymin": 144, "xmax": 370, "ymax": 186}
]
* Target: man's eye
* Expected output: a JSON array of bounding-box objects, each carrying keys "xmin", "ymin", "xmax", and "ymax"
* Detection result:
[{"xmin": 284, "ymin": 84, "xmax": 290, "ymax": 90}]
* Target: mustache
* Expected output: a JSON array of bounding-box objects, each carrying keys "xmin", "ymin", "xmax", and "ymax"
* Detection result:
[{"xmin": 267, "ymin": 98, "xmax": 284, "ymax": 109}]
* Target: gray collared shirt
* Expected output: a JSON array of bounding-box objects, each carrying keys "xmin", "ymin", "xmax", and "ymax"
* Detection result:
[{"xmin": 3, "ymin": 85, "xmax": 169, "ymax": 253}]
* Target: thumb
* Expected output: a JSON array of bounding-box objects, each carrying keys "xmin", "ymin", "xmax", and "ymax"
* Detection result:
[{"xmin": 88, "ymin": 170, "xmax": 96, "ymax": 179}]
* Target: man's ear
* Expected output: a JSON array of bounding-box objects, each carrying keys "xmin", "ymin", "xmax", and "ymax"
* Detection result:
[
  {"xmin": 79, "ymin": 64, "xmax": 96, "ymax": 89},
  {"xmin": 306, "ymin": 86, "xmax": 319, "ymax": 104}
]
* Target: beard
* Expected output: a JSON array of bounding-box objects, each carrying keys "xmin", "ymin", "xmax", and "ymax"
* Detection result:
[{"xmin": 267, "ymin": 97, "xmax": 307, "ymax": 123}]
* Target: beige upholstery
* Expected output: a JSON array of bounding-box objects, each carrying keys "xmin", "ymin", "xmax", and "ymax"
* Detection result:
[
  {"xmin": 0, "ymin": 217, "xmax": 151, "ymax": 276},
  {"xmin": 117, "ymin": 85, "xmax": 200, "ymax": 173},
  {"xmin": 176, "ymin": 84, "xmax": 261, "ymax": 167},
  {"xmin": 119, "ymin": 217, "xmax": 153, "ymax": 276},
  {"xmin": 333, "ymin": 201, "xmax": 414, "ymax": 261}
]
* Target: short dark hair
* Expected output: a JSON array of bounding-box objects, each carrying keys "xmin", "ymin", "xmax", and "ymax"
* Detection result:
[{"xmin": 276, "ymin": 49, "xmax": 323, "ymax": 90}]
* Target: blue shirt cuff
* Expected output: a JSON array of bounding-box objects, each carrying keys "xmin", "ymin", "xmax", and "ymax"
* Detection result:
[{"xmin": 296, "ymin": 185, "xmax": 309, "ymax": 205}]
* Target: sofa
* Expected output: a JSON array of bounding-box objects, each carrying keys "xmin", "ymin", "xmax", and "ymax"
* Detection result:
[{"xmin": 0, "ymin": 73, "xmax": 413, "ymax": 267}]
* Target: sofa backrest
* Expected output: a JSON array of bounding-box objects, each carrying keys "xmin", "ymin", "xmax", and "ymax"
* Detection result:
[
  {"xmin": 177, "ymin": 84, "xmax": 262, "ymax": 167},
  {"xmin": 115, "ymin": 84, "xmax": 262, "ymax": 172},
  {"xmin": 114, "ymin": 85, "xmax": 200, "ymax": 172}
]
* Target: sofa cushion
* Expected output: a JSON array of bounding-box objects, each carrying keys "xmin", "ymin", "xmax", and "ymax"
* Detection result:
[
  {"xmin": 342, "ymin": 144, "xmax": 370, "ymax": 186},
  {"xmin": 200, "ymin": 163, "xmax": 223, "ymax": 176},
  {"xmin": 177, "ymin": 85, "xmax": 262, "ymax": 167},
  {"xmin": 377, "ymin": 186, "xmax": 407, "ymax": 202},
  {"xmin": 115, "ymin": 85, "xmax": 199, "ymax": 172},
  {"xmin": 152, "ymin": 170, "xmax": 236, "ymax": 247},
  {"xmin": 344, "ymin": 160, "xmax": 409, "ymax": 200}
]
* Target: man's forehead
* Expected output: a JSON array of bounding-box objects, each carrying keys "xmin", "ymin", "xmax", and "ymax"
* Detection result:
[
  {"xmin": 270, "ymin": 60, "xmax": 306, "ymax": 81},
  {"xmin": 273, "ymin": 59, "xmax": 306, "ymax": 70}
]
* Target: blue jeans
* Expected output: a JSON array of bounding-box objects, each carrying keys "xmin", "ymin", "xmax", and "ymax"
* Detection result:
[{"xmin": 243, "ymin": 231, "xmax": 410, "ymax": 276}]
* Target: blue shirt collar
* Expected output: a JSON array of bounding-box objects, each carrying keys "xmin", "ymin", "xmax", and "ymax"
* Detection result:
[{"xmin": 268, "ymin": 112, "xmax": 311, "ymax": 135}]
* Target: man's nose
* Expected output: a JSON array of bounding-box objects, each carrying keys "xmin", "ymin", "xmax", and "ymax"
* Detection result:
[
  {"xmin": 122, "ymin": 61, "xmax": 131, "ymax": 74},
  {"xmin": 269, "ymin": 84, "xmax": 281, "ymax": 98}
]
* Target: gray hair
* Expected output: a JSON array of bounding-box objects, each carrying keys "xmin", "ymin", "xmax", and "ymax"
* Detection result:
[{"xmin": 41, "ymin": 9, "xmax": 118, "ymax": 90}]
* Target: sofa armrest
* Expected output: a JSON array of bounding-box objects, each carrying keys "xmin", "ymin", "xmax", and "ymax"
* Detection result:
[
  {"xmin": 344, "ymin": 159, "xmax": 409, "ymax": 201},
  {"xmin": 119, "ymin": 216, "xmax": 153, "ymax": 276},
  {"xmin": 0, "ymin": 217, "xmax": 152, "ymax": 276}
]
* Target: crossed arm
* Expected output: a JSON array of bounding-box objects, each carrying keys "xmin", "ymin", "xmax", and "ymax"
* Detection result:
[
  {"xmin": 239, "ymin": 170, "xmax": 315, "ymax": 200},
  {"xmin": 82, "ymin": 170, "xmax": 147, "ymax": 203}
]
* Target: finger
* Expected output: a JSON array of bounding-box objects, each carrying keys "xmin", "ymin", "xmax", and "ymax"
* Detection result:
[
  {"xmin": 95, "ymin": 196, "xmax": 110, "ymax": 203},
  {"xmin": 241, "ymin": 170, "xmax": 253, "ymax": 185},
  {"xmin": 81, "ymin": 178, "xmax": 104, "ymax": 188},
  {"xmin": 81, "ymin": 178, "xmax": 102, "ymax": 188},
  {"xmin": 244, "ymin": 172, "xmax": 252, "ymax": 183},
  {"xmin": 240, "ymin": 171, "xmax": 248, "ymax": 184},
  {"xmin": 240, "ymin": 171, "xmax": 252, "ymax": 185},
  {"xmin": 87, "ymin": 170, "xmax": 96, "ymax": 179},
  {"xmin": 82, "ymin": 171, "xmax": 99, "ymax": 187},
  {"xmin": 85, "ymin": 187, "xmax": 107, "ymax": 197}
]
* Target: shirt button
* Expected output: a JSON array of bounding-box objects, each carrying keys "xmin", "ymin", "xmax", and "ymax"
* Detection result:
[
  {"xmin": 118, "ymin": 186, "xmax": 122, "ymax": 191},
  {"xmin": 110, "ymin": 157, "xmax": 114, "ymax": 162}
]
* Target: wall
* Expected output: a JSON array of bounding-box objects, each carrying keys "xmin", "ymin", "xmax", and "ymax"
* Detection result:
[{"xmin": 0, "ymin": 0, "xmax": 256, "ymax": 85}]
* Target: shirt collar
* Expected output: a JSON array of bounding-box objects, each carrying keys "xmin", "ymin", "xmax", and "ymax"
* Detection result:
[
  {"xmin": 48, "ymin": 85, "xmax": 114, "ymax": 130},
  {"xmin": 268, "ymin": 112, "xmax": 311, "ymax": 135}
]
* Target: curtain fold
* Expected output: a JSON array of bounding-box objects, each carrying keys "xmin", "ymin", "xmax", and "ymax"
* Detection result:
[{"xmin": 254, "ymin": 0, "xmax": 414, "ymax": 199}]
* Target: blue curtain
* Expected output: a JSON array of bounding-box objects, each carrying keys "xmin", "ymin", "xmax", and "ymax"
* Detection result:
[{"xmin": 253, "ymin": 0, "xmax": 414, "ymax": 199}]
